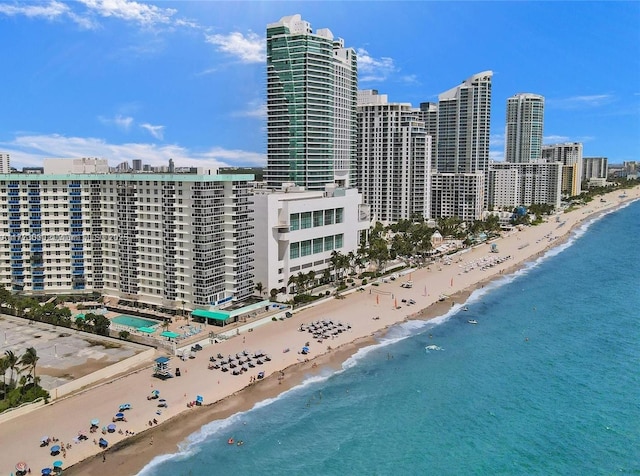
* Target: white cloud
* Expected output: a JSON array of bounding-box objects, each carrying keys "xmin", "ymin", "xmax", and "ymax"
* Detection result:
[
  {"xmin": 0, "ymin": 0, "xmax": 95, "ymax": 28},
  {"xmin": 77, "ymin": 0, "xmax": 177, "ymax": 26},
  {"xmin": 0, "ymin": 1, "xmax": 69, "ymax": 20},
  {"xmin": 0, "ymin": 133, "xmax": 265, "ymax": 169},
  {"xmin": 543, "ymin": 135, "xmax": 570, "ymax": 143},
  {"xmin": 489, "ymin": 150, "xmax": 504, "ymax": 162},
  {"xmin": 98, "ymin": 114, "xmax": 134, "ymax": 131},
  {"xmin": 547, "ymin": 94, "xmax": 614, "ymax": 109},
  {"xmin": 490, "ymin": 134, "xmax": 504, "ymax": 147},
  {"xmin": 205, "ymin": 31, "xmax": 265, "ymax": 63},
  {"xmin": 140, "ymin": 123, "xmax": 165, "ymax": 140},
  {"xmin": 357, "ymin": 48, "xmax": 396, "ymax": 83},
  {"xmin": 231, "ymin": 102, "xmax": 267, "ymax": 119}
]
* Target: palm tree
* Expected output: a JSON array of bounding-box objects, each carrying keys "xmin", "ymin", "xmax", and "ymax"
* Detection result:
[
  {"xmin": 255, "ymin": 282, "xmax": 264, "ymax": 296},
  {"xmin": 0, "ymin": 355, "xmax": 9, "ymax": 399},
  {"xmin": 4, "ymin": 350, "xmax": 19, "ymax": 388},
  {"xmin": 19, "ymin": 347, "xmax": 39, "ymax": 387}
]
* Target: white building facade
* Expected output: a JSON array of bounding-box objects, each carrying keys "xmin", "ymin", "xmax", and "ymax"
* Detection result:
[
  {"xmin": 252, "ymin": 185, "xmax": 369, "ymax": 296},
  {"xmin": 357, "ymin": 90, "xmax": 432, "ymax": 223},
  {"xmin": 487, "ymin": 162, "xmax": 563, "ymax": 209},
  {"xmin": 430, "ymin": 173, "xmax": 485, "ymax": 222},
  {"xmin": 0, "ymin": 173, "xmax": 254, "ymax": 312},
  {"xmin": 542, "ymin": 142, "xmax": 583, "ymax": 196},
  {"xmin": 43, "ymin": 158, "xmax": 110, "ymax": 174},
  {"xmin": 0, "ymin": 153, "xmax": 10, "ymax": 174}
]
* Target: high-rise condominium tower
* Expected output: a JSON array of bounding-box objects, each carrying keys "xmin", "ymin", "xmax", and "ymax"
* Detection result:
[
  {"xmin": 265, "ymin": 14, "xmax": 358, "ymax": 191},
  {"xmin": 436, "ymin": 71, "xmax": 493, "ymax": 174},
  {"xmin": 504, "ymin": 93, "xmax": 544, "ymax": 163}
]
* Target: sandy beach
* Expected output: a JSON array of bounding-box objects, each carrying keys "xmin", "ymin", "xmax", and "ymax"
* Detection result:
[{"xmin": 1, "ymin": 186, "xmax": 638, "ymax": 476}]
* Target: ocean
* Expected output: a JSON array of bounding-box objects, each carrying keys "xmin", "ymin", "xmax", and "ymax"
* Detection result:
[{"xmin": 138, "ymin": 200, "xmax": 640, "ymax": 476}]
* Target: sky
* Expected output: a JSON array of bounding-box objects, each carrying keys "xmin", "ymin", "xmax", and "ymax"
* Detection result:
[{"xmin": 0, "ymin": 1, "xmax": 638, "ymax": 170}]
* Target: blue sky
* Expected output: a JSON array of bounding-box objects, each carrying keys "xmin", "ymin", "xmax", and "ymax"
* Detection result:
[{"xmin": 0, "ymin": 1, "xmax": 638, "ymax": 170}]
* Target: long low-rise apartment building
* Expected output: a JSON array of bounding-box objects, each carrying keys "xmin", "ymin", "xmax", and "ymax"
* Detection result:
[{"xmin": 0, "ymin": 173, "xmax": 254, "ymax": 313}]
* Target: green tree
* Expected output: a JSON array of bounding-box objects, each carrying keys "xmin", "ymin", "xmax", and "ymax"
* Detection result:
[
  {"xmin": 270, "ymin": 288, "xmax": 279, "ymax": 300},
  {"xmin": 4, "ymin": 350, "xmax": 19, "ymax": 387},
  {"xmin": 0, "ymin": 356, "xmax": 9, "ymax": 399},
  {"xmin": 255, "ymin": 282, "xmax": 264, "ymax": 296},
  {"xmin": 19, "ymin": 347, "xmax": 39, "ymax": 387}
]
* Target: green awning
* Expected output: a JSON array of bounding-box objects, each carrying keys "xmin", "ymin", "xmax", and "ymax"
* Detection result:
[
  {"xmin": 138, "ymin": 327, "xmax": 156, "ymax": 334},
  {"xmin": 75, "ymin": 313, "xmax": 86, "ymax": 320},
  {"xmin": 160, "ymin": 331, "xmax": 180, "ymax": 338},
  {"xmin": 191, "ymin": 309, "xmax": 230, "ymax": 323}
]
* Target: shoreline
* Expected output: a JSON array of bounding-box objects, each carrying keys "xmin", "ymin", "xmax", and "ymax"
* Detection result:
[{"xmin": 2, "ymin": 186, "xmax": 638, "ymax": 476}]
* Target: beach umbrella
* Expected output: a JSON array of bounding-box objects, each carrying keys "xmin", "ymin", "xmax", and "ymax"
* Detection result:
[
  {"xmin": 151, "ymin": 389, "xmax": 160, "ymax": 396},
  {"xmin": 52, "ymin": 460, "xmax": 63, "ymax": 469},
  {"xmin": 90, "ymin": 419, "xmax": 99, "ymax": 426},
  {"xmin": 50, "ymin": 445, "xmax": 61, "ymax": 455},
  {"xmin": 115, "ymin": 412, "xmax": 125, "ymax": 420},
  {"xmin": 15, "ymin": 462, "xmax": 28, "ymax": 472},
  {"xmin": 41, "ymin": 436, "xmax": 49, "ymax": 443},
  {"xmin": 41, "ymin": 468, "xmax": 52, "ymax": 475},
  {"xmin": 107, "ymin": 424, "xmax": 116, "ymax": 432}
]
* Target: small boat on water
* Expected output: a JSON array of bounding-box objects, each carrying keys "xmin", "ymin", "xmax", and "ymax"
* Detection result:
[{"xmin": 467, "ymin": 319, "xmax": 478, "ymax": 325}]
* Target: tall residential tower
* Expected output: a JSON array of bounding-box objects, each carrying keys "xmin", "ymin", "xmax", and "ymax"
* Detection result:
[
  {"xmin": 265, "ymin": 14, "xmax": 358, "ymax": 191},
  {"xmin": 436, "ymin": 71, "xmax": 493, "ymax": 174},
  {"xmin": 504, "ymin": 93, "xmax": 544, "ymax": 163}
]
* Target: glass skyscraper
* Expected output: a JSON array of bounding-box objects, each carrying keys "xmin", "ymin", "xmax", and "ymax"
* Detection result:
[
  {"xmin": 265, "ymin": 14, "xmax": 357, "ymax": 190},
  {"xmin": 504, "ymin": 93, "xmax": 545, "ymax": 163}
]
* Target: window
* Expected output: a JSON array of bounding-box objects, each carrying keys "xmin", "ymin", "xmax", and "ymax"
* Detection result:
[
  {"xmin": 300, "ymin": 240, "xmax": 312, "ymax": 257},
  {"xmin": 290, "ymin": 213, "xmax": 300, "ymax": 231},
  {"xmin": 324, "ymin": 209, "xmax": 334, "ymax": 225},
  {"xmin": 313, "ymin": 211, "xmax": 323, "ymax": 227},
  {"xmin": 335, "ymin": 208, "xmax": 344, "ymax": 224},
  {"xmin": 301, "ymin": 212, "xmax": 312, "ymax": 229},
  {"xmin": 324, "ymin": 235, "xmax": 334, "ymax": 251},
  {"xmin": 290, "ymin": 242, "xmax": 300, "ymax": 259},
  {"xmin": 335, "ymin": 234, "xmax": 343, "ymax": 248},
  {"xmin": 313, "ymin": 238, "xmax": 323, "ymax": 254}
]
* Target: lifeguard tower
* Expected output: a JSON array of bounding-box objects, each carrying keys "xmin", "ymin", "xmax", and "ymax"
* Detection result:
[{"xmin": 153, "ymin": 356, "xmax": 172, "ymax": 379}]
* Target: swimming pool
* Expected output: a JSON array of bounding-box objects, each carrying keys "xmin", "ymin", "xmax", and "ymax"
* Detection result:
[{"xmin": 111, "ymin": 315, "xmax": 162, "ymax": 329}]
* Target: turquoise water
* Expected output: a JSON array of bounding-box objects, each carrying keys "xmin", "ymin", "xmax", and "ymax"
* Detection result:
[
  {"xmin": 112, "ymin": 315, "xmax": 161, "ymax": 329},
  {"xmin": 138, "ymin": 199, "xmax": 640, "ymax": 476}
]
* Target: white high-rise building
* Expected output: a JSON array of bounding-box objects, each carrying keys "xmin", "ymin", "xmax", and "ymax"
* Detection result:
[
  {"xmin": 431, "ymin": 71, "xmax": 492, "ymax": 219},
  {"xmin": 265, "ymin": 14, "xmax": 358, "ymax": 190},
  {"xmin": 487, "ymin": 162, "xmax": 563, "ymax": 209},
  {"xmin": 0, "ymin": 173, "xmax": 254, "ymax": 312},
  {"xmin": 357, "ymin": 90, "xmax": 432, "ymax": 223},
  {"xmin": 504, "ymin": 93, "xmax": 545, "ymax": 163},
  {"xmin": 582, "ymin": 157, "xmax": 608, "ymax": 181},
  {"xmin": 436, "ymin": 71, "xmax": 493, "ymax": 174},
  {"xmin": 542, "ymin": 142, "xmax": 583, "ymax": 196},
  {"xmin": 430, "ymin": 173, "xmax": 485, "ymax": 222},
  {"xmin": 0, "ymin": 153, "xmax": 10, "ymax": 173},
  {"xmin": 252, "ymin": 184, "xmax": 369, "ymax": 297}
]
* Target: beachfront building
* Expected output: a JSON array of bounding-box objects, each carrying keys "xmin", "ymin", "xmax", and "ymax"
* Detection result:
[
  {"xmin": 430, "ymin": 173, "xmax": 485, "ymax": 222},
  {"xmin": 0, "ymin": 153, "xmax": 9, "ymax": 174},
  {"xmin": 487, "ymin": 162, "xmax": 563, "ymax": 210},
  {"xmin": 252, "ymin": 184, "xmax": 370, "ymax": 297},
  {"xmin": 582, "ymin": 157, "xmax": 608, "ymax": 181},
  {"xmin": 265, "ymin": 14, "xmax": 358, "ymax": 191},
  {"xmin": 436, "ymin": 71, "xmax": 492, "ymax": 175},
  {"xmin": 43, "ymin": 158, "xmax": 110, "ymax": 174},
  {"xmin": 432, "ymin": 71, "xmax": 493, "ymax": 216},
  {"xmin": 542, "ymin": 142, "xmax": 583, "ymax": 197},
  {"xmin": 356, "ymin": 90, "xmax": 432, "ymax": 223},
  {"xmin": 504, "ymin": 93, "xmax": 545, "ymax": 163},
  {"xmin": 0, "ymin": 173, "xmax": 255, "ymax": 313}
]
